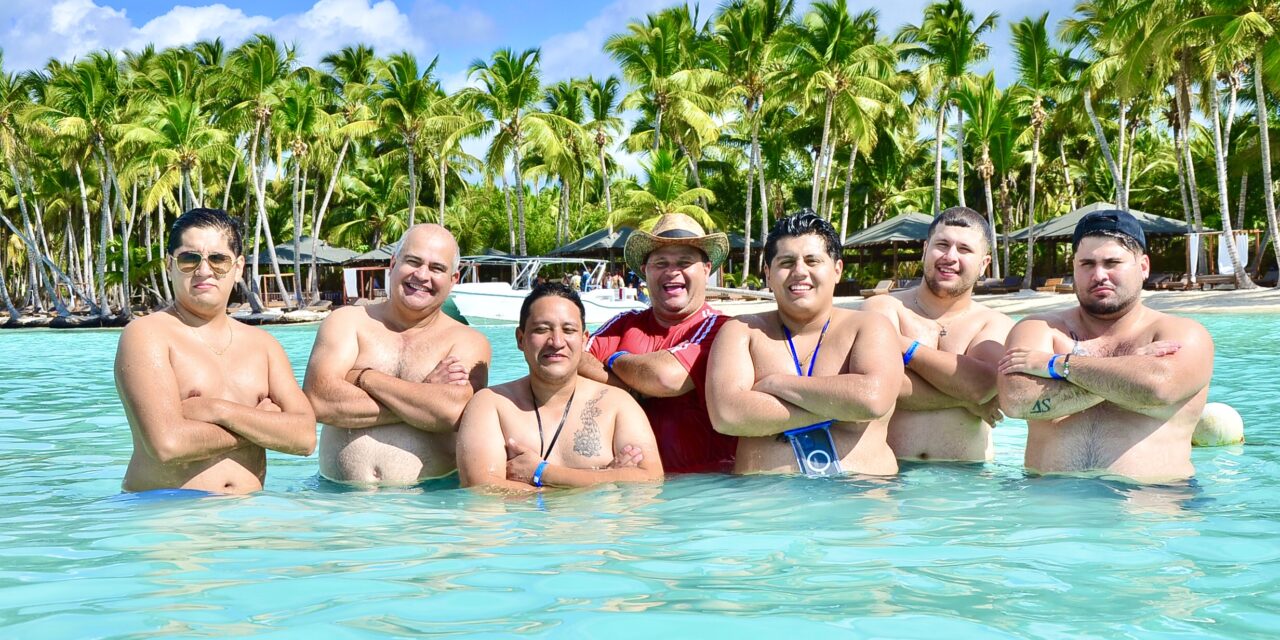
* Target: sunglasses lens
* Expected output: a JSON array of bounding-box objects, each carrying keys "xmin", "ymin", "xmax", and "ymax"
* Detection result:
[
  {"xmin": 207, "ymin": 254, "xmax": 233, "ymax": 275},
  {"xmin": 175, "ymin": 252, "xmax": 202, "ymax": 273}
]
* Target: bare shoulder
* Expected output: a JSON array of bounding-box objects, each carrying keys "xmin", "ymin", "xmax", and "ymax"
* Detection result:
[
  {"xmin": 841, "ymin": 306, "xmax": 894, "ymax": 333},
  {"xmin": 1014, "ymin": 309, "xmax": 1070, "ymax": 331},
  {"xmin": 580, "ymin": 376, "xmax": 639, "ymax": 409},
  {"xmin": 972, "ymin": 301, "xmax": 1015, "ymax": 331},
  {"xmin": 861, "ymin": 292, "xmax": 905, "ymax": 316},
  {"xmin": 729, "ymin": 311, "xmax": 774, "ymax": 334},
  {"xmin": 118, "ymin": 312, "xmax": 175, "ymax": 353},
  {"xmin": 321, "ymin": 304, "xmax": 371, "ymax": 329},
  {"xmin": 441, "ymin": 317, "xmax": 490, "ymax": 349},
  {"xmin": 1150, "ymin": 310, "xmax": 1212, "ymax": 343},
  {"xmin": 233, "ymin": 321, "xmax": 288, "ymax": 352}
]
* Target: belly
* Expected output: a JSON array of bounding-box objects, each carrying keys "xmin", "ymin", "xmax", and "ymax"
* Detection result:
[
  {"xmin": 124, "ymin": 446, "xmax": 266, "ymax": 495},
  {"xmin": 319, "ymin": 423, "xmax": 456, "ymax": 486},
  {"xmin": 1025, "ymin": 406, "xmax": 1196, "ymax": 482},
  {"xmin": 733, "ymin": 420, "xmax": 898, "ymax": 476},
  {"xmin": 888, "ymin": 407, "xmax": 992, "ymax": 462}
]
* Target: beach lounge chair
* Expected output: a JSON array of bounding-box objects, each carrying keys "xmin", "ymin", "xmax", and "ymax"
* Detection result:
[
  {"xmin": 1196, "ymin": 274, "xmax": 1238, "ymax": 290},
  {"xmin": 1257, "ymin": 269, "xmax": 1278, "ymax": 287},
  {"xmin": 1036, "ymin": 277, "xmax": 1064, "ymax": 293},
  {"xmin": 1054, "ymin": 276, "xmax": 1075, "ymax": 294},
  {"xmin": 305, "ymin": 299, "xmax": 333, "ymax": 312},
  {"xmin": 973, "ymin": 278, "xmax": 1001, "ymax": 294},
  {"xmin": 860, "ymin": 280, "xmax": 894, "ymax": 297},
  {"xmin": 1144, "ymin": 273, "xmax": 1171, "ymax": 290}
]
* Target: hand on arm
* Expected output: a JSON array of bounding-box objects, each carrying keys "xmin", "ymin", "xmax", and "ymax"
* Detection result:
[
  {"xmin": 358, "ymin": 337, "xmax": 491, "ymax": 432},
  {"xmin": 115, "ymin": 326, "xmax": 244, "ymax": 464},
  {"xmin": 998, "ymin": 318, "xmax": 1104, "ymax": 419},
  {"xmin": 906, "ymin": 314, "xmax": 1013, "ymax": 405},
  {"xmin": 705, "ymin": 319, "xmax": 829, "ymax": 436},
  {"xmin": 302, "ymin": 311, "xmax": 402, "ymax": 428},
  {"xmin": 1051, "ymin": 324, "xmax": 1211, "ymax": 414},
  {"xmin": 180, "ymin": 339, "xmax": 317, "ymax": 456},
  {"xmin": 752, "ymin": 314, "xmax": 903, "ymax": 423},
  {"xmin": 457, "ymin": 391, "xmax": 536, "ymax": 492}
]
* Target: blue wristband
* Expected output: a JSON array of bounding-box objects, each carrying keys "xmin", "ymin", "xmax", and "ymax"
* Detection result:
[
  {"xmin": 532, "ymin": 460, "xmax": 549, "ymax": 487},
  {"xmin": 605, "ymin": 350, "xmax": 630, "ymax": 371},
  {"xmin": 1048, "ymin": 354, "xmax": 1064, "ymax": 380},
  {"xmin": 903, "ymin": 340, "xmax": 921, "ymax": 366}
]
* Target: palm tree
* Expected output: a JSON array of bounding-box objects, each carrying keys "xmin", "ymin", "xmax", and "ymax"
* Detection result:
[
  {"xmin": 542, "ymin": 80, "xmax": 592, "ymax": 246},
  {"xmin": 276, "ymin": 76, "xmax": 333, "ymax": 306},
  {"xmin": 328, "ymin": 155, "xmax": 409, "ymax": 250},
  {"xmin": 954, "ymin": 72, "xmax": 1015, "ymax": 277},
  {"xmin": 608, "ymin": 149, "xmax": 716, "ymax": 230},
  {"xmin": 582, "ymin": 75, "xmax": 624, "ymax": 222},
  {"xmin": 377, "ymin": 51, "xmax": 446, "ymax": 230},
  {"xmin": 899, "ymin": 0, "xmax": 998, "ymax": 215},
  {"xmin": 461, "ymin": 48, "xmax": 574, "ymax": 256},
  {"xmin": 1012, "ymin": 13, "xmax": 1059, "ymax": 287}
]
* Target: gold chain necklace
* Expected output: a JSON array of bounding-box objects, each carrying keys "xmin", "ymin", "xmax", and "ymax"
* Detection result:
[
  {"xmin": 915, "ymin": 289, "xmax": 971, "ymax": 338},
  {"xmin": 174, "ymin": 305, "xmax": 233, "ymax": 356}
]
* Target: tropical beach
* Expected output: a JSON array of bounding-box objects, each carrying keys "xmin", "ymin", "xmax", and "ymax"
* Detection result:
[{"xmin": 2, "ymin": 0, "xmax": 1280, "ymax": 637}]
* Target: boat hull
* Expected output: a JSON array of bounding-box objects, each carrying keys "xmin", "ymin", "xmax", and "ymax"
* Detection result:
[{"xmin": 450, "ymin": 283, "xmax": 646, "ymax": 325}]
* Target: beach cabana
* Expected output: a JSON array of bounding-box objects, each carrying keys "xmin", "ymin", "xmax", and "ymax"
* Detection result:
[
  {"xmin": 842, "ymin": 212, "xmax": 933, "ymax": 282},
  {"xmin": 1009, "ymin": 202, "xmax": 1194, "ymax": 280},
  {"xmin": 548, "ymin": 227, "xmax": 634, "ymax": 257},
  {"xmin": 266, "ymin": 237, "xmax": 360, "ymax": 304}
]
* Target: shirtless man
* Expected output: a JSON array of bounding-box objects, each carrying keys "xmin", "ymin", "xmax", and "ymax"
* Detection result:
[
  {"xmin": 457, "ymin": 283, "xmax": 663, "ymax": 490},
  {"xmin": 707, "ymin": 210, "xmax": 901, "ymax": 475},
  {"xmin": 115, "ymin": 208, "xmax": 316, "ymax": 494},
  {"xmin": 998, "ymin": 209, "xmax": 1214, "ymax": 482},
  {"xmin": 863, "ymin": 207, "xmax": 1013, "ymax": 461},
  {"xmin": 304, "ymin": 224, "xmax": 491, "ymax": 486}
]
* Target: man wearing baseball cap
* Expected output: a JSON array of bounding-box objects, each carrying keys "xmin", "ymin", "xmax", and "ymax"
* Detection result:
[
  {"xmin": 579, "ymin": 213, "xmax": 737, "ymax": 473},
  {"xmin": 997, "ymin": 209, "xmax": 1215, "ymax": 482}
]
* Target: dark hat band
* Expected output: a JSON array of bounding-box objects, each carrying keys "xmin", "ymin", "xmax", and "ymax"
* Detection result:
[{"xmin": 656, "ymin": 229, "xmax": 700, "ymax": 239}]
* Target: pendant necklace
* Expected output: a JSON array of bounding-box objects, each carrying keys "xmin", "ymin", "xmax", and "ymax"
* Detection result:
[
  {"xmin": 174, "ymin": 305, "xmax": 233, "ymax": 355},
  {"xmin": 915, "ymin": 290, "xmax": 969, "ymax": 338}
]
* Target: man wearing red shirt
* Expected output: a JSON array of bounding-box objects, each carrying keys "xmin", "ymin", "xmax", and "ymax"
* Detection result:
[{"xmin": 580, "ymin": 214, "xmax": 737, "ymax": 473}]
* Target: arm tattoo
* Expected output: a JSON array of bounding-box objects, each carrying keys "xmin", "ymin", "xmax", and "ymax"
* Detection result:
[
  {"xmin": 572, "ymin": 389, "xmax": 607, "ymax": 457},
  {"xmin": 1030, "ymin": 398, "xmax": 1052, "ymax": 415}
]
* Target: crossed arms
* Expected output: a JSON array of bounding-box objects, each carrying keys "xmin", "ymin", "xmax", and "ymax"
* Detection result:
[
  {"xmin": 115, "ymin": 323, "xmax": 316, "ymax": 464},
  {"xmin": 456, "ymin": 385, "xmax": 663, "ymax": 491},
  {"xmin": 706, "ymin": 314, "xmax": 902, "ymax": 437},
  {"xmin": 997, "ymin": 315, "xmax": 1213, "ymax": 420},
  {"xmin": 303, "ymin": 309, "xmax": 491, "ymax": 431}
]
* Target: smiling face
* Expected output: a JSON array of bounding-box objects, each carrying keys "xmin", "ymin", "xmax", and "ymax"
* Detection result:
[
  {"xmin": 388, "ymin": 226, "xmax": 460, "ymax": 315},
  {"xmin": 923, "ymin": 224, "xmax": 990, "ymax": 298},
  {"xmin": 1073, "ymin": 235, "xmax": 1150, "ymax": 318},
  {"xmin": 168, "ymin": 226, "xmax": 244, "ymax": 310},
  {"xmin": 517, "ymin": 295, "xmax": 586, "ymax": 383},
  {"xmin": 765, "ymin": 233, "xmax": 843, "ymax": 316},
  {"xmin": 642, "ymin": 244, "xmax": 711, "ymax": 323}
]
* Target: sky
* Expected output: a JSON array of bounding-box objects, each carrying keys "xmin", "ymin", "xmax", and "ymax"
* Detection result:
[{"xmin": 0, "ymin": 0, "xmax": 1080, "ymax": 176}]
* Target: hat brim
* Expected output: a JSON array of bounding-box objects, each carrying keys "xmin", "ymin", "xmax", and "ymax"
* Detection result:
[{"xmin": 624, "ymin": 230, "xmax": 729, "ymax": 275}]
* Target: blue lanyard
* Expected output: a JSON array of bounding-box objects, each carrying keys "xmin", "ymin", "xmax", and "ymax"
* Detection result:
[{"xmin": 782, "ymin": 318, "xmax": 830, "ymax": 377}]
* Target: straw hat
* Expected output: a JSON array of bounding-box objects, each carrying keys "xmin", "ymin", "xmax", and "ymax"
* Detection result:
[{"xmin": 624, "ymin": 213, "xmax": 729, "ymax": 274}]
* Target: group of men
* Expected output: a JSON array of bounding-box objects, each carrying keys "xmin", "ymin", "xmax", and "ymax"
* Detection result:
[{"xmin": 114, "ymin": 203, "xmax": 1213, "ymax": 495}]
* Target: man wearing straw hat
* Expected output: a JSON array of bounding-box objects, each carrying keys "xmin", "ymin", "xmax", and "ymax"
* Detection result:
[{"xmin": 580, "ymin": 213, "xmax": 738, "ymax": 473}]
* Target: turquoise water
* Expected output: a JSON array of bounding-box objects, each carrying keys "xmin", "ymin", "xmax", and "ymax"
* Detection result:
[{"xmin": 1, "ymin": 315, "xmax": 1278, "ymax": 638}]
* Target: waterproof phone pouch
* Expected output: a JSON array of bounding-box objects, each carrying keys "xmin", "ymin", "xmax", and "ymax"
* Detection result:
[{"xmin": 784, "ymin": 421, "xmax": 842, "ymax": 477}]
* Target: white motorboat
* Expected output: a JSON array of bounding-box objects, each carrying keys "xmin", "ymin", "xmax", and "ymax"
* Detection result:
[{"xmin": 450, "ymin": 256, "xmax": 646, "ymax": 325}]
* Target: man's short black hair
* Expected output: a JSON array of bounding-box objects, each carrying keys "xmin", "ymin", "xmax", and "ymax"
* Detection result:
[
  {"xmin": 519, "ymin": 282, "xmax": 586, "ymax": 331},
  {"xmin": 168, "ymin": 208, "xmax": 243, "ymax": 257},
  {"xmin": 927, "ymin": 206, "xmax": 993, "ymax": 251},
  {"xmin": 764, "ymin": 209, "xmax": 842, "ymax": 264}
]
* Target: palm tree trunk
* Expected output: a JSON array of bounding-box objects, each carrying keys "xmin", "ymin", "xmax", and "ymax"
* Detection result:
[
  {"xmin": 1173, "ymin": 120, "xmax": 1193, "ymax": 229},
  {"xmin": 1176, "ymin": 72, "xmax": 1208, "ymax": 275},
  {"xmin": 753, "ymin": 113, "xmax": 768, "ymax": 225},
  {"xmin": 181, "ymin": 170, "xmax": 193, "ymax": 212},
  {"xmin": 121, "ymin": 181, "xmax": 136, "ymax": 315},
  {"xmin": 932, "ymin": 99, "xmax": 947, "ymax": 216},
  {"xmin": 955, "ymin": 107, "xmax": 967, "ymax": 208},
  {"xmin": 1255, "ymin": 48, "xmax": 1280, "ymax": 282},
  {"xmin": 512, "ymin": 144, "xmax": 527, "ymax": 256},
  {"xmin": 652, "ymin": 101, "xmax": 663, "ymax": 155},
  {"xmin": 0, "ymin": 209, "xmax": 96, "ymax": 315},
  {"xmin": 982, "ymin": 150, "xmax": 999, "ymax": 279},
  {"xmin": 74, "ymin": 162, "xmax": 96, "ymax": 304},
  {"xmin": 157, "ymin": 196, "xmax": 172, "ymax": 302},
  {"xmin": 1236, "ymin": 173, "xmax": 1248, "ymax": 231},
  {"xmin": 812, "ymin": 91, "xmax": 835, "ymax": 210},
  {"xmin": 819, "ymin": 144, "xmax": 836, "ymax": 219},
  {"xmin": 0, "ymin": 252, "xmax": 18, "ymax": 321},
  {"xmin": 95, "ymin": 162, "xmax": 111, "ymax": 314},
  {"xmin": 438, "ymin": 156, "xmax": 448, "ymax": 226},
  {"xmin": 598, "ymin": 139, "xmax": 613, "ymax": 218},
  {"xmin": 9, "ymin": 158, "xmax": 68, "ymax": 316},
  {"xmin": 1083, "ymin": 87, "xmax": 1123, "ymax": 207},
  {"xmin": 840, "ymin": 149, "xmax": 856, "ymax": 244},
  {"xmin": 1209, "ymin": 80, "xmax": 1251, "ymax": 288},
  {"xmin": 1000, "ymin": 175, "xmax": 1012, "ymax": 282},
  {"xmin": 500, "ymin": 170, "xmax": 516, "ymax": 253},
  {"xmin": 743, "ymin": 130, "xmax": 755, "ymax": 284},
  {"xmin": 1023, "ymin": 126, "xmax": 1042, "ymax": 289},
  {"xmin": 245, "ymin": 136, "xmax": 291, "ymax": 306},
  {"xmin": 407, "ymin": 145, "xmax": 418, "ymax": 228},
  {"xmin": 1116, "ymin": 100, "xmax": 1128, "ymax": 209},
  {"xmin": 1058, "ymin": 140, "xmax": 1077, "ymax": 210},
  {"xmin": 1123, "ymin": 122, "xmax": 1136, "ymax": 210},
  {"xmin": 222, "ymin": 153, "xmax": 238, "ymax": 212},
  {"xmin": 292, "ymin": 159, "xmax": 304, "ymax": 308},
  {"xmin": 309, "ymin": 136, "xmax": 349, "ymax": 302}
]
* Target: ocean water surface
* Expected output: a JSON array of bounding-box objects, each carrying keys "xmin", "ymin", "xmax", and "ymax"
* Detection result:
[{"xmin": 0, "ymin": 314, "xmax": 1277, "ymax": 638}]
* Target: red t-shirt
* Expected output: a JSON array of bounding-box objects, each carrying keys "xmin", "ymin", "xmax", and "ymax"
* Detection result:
[{"xmin": 587, "ymin": 304, "xmax": 736, "ymax": 473}]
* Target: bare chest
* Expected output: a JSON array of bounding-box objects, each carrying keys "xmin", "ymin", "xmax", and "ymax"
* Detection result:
[
  {"xmin": 501, "ymin": 389, "xmax": 616, "ymax": 469},
  {"xmin": 355, "ymin": 325, "xmax": 454, "ymax": 381},
  {"xmin": 747, "ymin": 329, "xmax": 852, "ymax": 379},
  {"xmin": 169, "ymin": 340, "xmax": 269, "ymax": 404},
  {"xmin": 896, "ymin": 308, "xmax": 983, "ymax": 352}
]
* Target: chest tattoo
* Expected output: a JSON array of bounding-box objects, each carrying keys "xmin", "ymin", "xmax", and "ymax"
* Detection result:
[{"xmin": 572, "ymin": 389, "xmax": 608, "ymax": 458}]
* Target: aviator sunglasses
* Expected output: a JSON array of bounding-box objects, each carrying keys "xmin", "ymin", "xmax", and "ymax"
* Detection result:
[{"xmin": 171, "ymin": 251, "xmax": 236, "ymax": 277}]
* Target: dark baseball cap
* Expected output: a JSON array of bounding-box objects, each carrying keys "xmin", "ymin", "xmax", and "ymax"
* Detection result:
[{"xmin": 1072, "ymin": 209, "xmax": 1147, "ymax": 252}]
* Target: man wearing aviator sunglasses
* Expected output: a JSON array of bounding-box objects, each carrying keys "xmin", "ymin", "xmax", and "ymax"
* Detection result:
[{"xmin": 114, "ymin": 208, "xmax": 317, "ymax": 494}]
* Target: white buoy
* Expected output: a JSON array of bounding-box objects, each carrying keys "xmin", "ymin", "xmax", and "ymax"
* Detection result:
[{"xmin": 1192, "ymin": 402, "xmax": 1245, "ymax": 447}]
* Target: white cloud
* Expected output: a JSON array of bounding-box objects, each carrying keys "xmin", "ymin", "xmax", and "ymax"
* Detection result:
[
  {"xmin": 0, "ymin": 0, "xmax": 488, "ymax": 72},
  {"xmin": 537, "ymin": 0, "xmax": 674, "ymax": 83}
]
